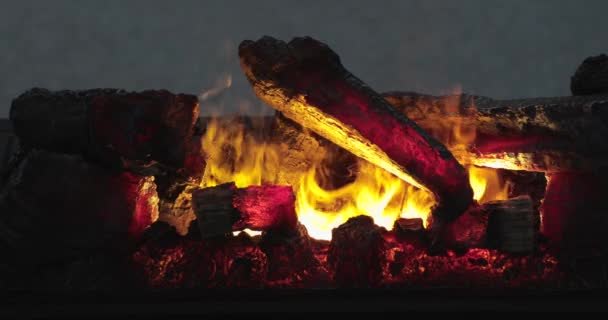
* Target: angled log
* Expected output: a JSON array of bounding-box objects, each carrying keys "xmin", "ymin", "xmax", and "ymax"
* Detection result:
[
  {"xmin": 9, "ymin": 88, "xmax": 200, "ymax": 172},
  {"xmin": 239, "ymin": 36, "xmax": 473, "ymax": 222},
  {"xmin": 191, "ymin": 182, "xmax": 298, "ymax": 238},
  {"xmin": 384, "ymin": 91, "xmax": 608, "ymax": 172}
]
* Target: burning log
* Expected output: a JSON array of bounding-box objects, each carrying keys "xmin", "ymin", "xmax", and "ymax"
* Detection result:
[
  {"xmin": 0, "ymin": 150, "xmax": 159, "ymax": 265},
  {"xmin": 239, "ymin": 36, "xmax": 473, "ymax": 223},
  {"xmin": 444, "ymin": 196, "xmax": 535, "ymax": 253},
  {"xmin": 383, "ymin": 91, "xmax": 608, "ymax": 172},
  {"xmin": 10, "ymin": 88, "xmax": 200, "ymax": 172},
  {"xmin": 191, "ymin": 182, "xmax": 298, "ymax": 238},
  {"xmin": 259, "ymin": 223, "xmax": 320, "ymax": 284},
  {"xmin": 328, "ymin": 215, "xmax": 387, "ymax": 287}
]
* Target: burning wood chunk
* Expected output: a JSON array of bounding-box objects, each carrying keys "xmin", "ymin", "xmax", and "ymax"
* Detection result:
[
  {"xmin": 393, "ymin": 218, "xmax": 427, "ymax": 247},
  {"xmin": 10, "ymin": 88, "xmax": 200, "ymax": 172},
  {"xmin": 384, "ymin": 91, "xmax": 608, "ymax": 172},
  {"xmin": 571, "ymin": 54, "xmax": 608, "ymax": 95},
  {"xmin": 154, "ymin": 133, "xmax": 205, "ymax": 236},
  {"xmin": 486, "ymin": 196, "xmax": 535, "ymax": 254},
  {"xmin": 259, "ymin": 223, "xmax": 322, "ymax": 285},
  {"xmin": 444, "ymin": 204, "xmax": 488, "ymax": 250},
  {"xmin": 444, "ymin": 196, "xmax": 535, "ymax": 253},
  {"xmin": 155, "ymin": 176, "xmax": 198, "ymax": 236},
  {"xmin": 225, "ymin": 243, "xmax": 269, "ymax": 288},
  {"xmin": 239, "ymin": 36, "xmax": 473, "ymax": 223},
  {"xmin": 499, "ymin": 169, "xmax": 547, "ymax": 215},
  {"xmin": 0, "ymin": 150, "xmax": 159, "ymax": 265},
  {"xmin": 328, "ymin": 215, "xmax": 387, "ymax": 287},
  {"xmin": 541, "ymin": 172, "xmax": 608, "ymax": 254},
  {"xmin": 192, "ymin": 182, "xmax": 298, "ymax": 238}
]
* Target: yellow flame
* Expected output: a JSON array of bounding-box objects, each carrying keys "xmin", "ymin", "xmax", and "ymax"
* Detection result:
[
  {"xmin": 296, "ymin": 160, "xmax": 434, "ymax": 240},
  {"xmin": 468, "ymin": 165, "xmax": 509, "ymax": 203},
  {"xmin": 199, "ymin": 86, "xmax": 510, "ymax": 240}
]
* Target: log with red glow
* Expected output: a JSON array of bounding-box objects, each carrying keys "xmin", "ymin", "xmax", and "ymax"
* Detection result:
[
  {"xmin": 10, "ymin": 88, "xmax": 201, "ymax": 173},
  {"xmin": 239, "ymin": 36, "xmax": 473, "ymax": 222},
  {"xmin": 0, "ymin": 150, "xmax": 159, "ymax": 264},
  {"xmin": 192, "ymin": 182, "xmax": 299, "ymax": 238},
  {"xmin": 384, "ymin": 91, "xmax": 608, "ymax": 172},
  {"xmin": 444, "ymin": 196, "xmax": 535, "ymax": 253}
]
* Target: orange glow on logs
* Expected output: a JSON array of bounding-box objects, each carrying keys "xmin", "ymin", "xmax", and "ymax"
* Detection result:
[{"xmin": 199, "ymin": 114, "xmax": 509, "ymax": 240}]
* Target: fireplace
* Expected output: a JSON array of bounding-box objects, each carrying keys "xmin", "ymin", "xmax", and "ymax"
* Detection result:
[{"xmin": 2, "ymin": 36, "xmax": 608, "ymax": 313}]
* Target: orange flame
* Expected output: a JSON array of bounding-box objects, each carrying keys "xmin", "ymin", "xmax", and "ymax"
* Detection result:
[{"xmin": 199, "ymin": 86, "xmax": 509, "ymax": 240}]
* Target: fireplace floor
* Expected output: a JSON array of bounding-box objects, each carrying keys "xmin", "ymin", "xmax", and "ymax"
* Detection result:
[{"xmin": 3, "ymin": 288, "xmax": 608, "ymax": 315}]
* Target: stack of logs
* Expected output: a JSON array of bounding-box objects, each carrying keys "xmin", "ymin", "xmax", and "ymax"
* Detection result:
[{"xmin": 1, "ymin": 36, "xmax": 607, "ymax": 289}]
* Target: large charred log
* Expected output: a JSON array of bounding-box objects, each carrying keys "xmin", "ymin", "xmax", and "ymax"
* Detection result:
[
  {"xmin": 191, "ymin": 182, "xmax": 298, "ymax": 238},
  {"xmin": 10, "ymin": 88, "xmax": 201, "ymax": 173},
  {"xmin": 239, "ymin": 36, "xmax": 473, "ymax": 223},
  {"xmin": 383, "ymin": 91, "xmax": 608, "ymax": 172},
  {"xmin": 0, "ymin": 150, "xmax": 159, "ymax": 267}
]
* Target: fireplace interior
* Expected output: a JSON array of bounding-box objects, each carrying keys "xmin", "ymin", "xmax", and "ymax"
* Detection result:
[{"xmin": 2, "ymin": 36, "xmax": 608, "ymax": 313}]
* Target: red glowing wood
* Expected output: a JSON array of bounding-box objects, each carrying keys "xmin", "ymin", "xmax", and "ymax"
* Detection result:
[
  {"xmin": 192, "ymin": 182, "xmax": 299, "ymax": 237},
  {"xmin": 239, "ymin": 36, "xmax": 473, "ymax": 222}
]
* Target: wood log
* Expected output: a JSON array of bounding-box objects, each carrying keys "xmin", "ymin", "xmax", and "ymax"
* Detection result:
[
  {"xmin": 444, "ymin": 196, "xmax": 535, "ymax": 253},
  {"xmin": 571, "ymin": 54, "xmax": 608, "ymax": 96},
  {"xmin": 327, "ymin": 215, "xmax": 387, "ymax": 287},
  {"xmin": 239, "ymin": 36, "xmax": 473, "ymax": 222},
  {"xmin": 486, "ymin": 196, "xmax": 535, "ymax": 254},
  {"xmin": 393, "ymin": 217, "xmax": 427, "ymax": 247},
  {"xmin": 383, "ymin": 91, "xmax": 608, "ymax": 172},
  {"xmin": 9, "ymin": 88, "xmax": 200, "ymax": 172},
  {"xmin": 0, "ymin": 150, "xmax": 159, "ymax": 265},
  {"xmin": 191, "ymin": 182, "xmax": 298, "ymax": 238},
  {"xmin": 259, "ymin": 223, "xmax": 319, "ymax": 284},
  {"xmin": 541, "ymin": 172, "xmax": 608, "ymax": 254}
]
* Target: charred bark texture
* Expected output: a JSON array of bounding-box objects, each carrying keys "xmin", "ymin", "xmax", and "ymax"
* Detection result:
[
  {"xmin": 444, "ymin": 196, "xmax": 535, "ymax": 253},
  {"xmin": 541, "ymin": 172, "xmax": 608, "ymax": 254},
  {"xmin": 571, "ymin": 54, "xmax": 608, "ymax": 96},
  {"xmin": 384, "ymin": 91, "xmax": 608, "ymax": 172},
  {"xmin": 0, "ymin": 150, "xmax": 159, "ymax": 266},
  {"xmin": 259, "ymin": 223, "xmax": 320, "ymax": 284},
  {"xmin": 192, "ymin": 182, "xmax": 298, "ymax": 238},
  {"xmin": 239, "ymin": 36, "xmax": 473, "ymax": 223},
  {"xmin": 328, "ymin": 215, "xmax": 387, "ymax": 287},
  {"xmin": 10, "ymin": 88, "xmax": 200, "ymax": 172},
  {"xmin": 272, "ymin": 112, "xmax": 358, "ymax": 189},
  {"xmin": 486, "ymin": 196, "xmax": 535, "ymax": 254}
]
